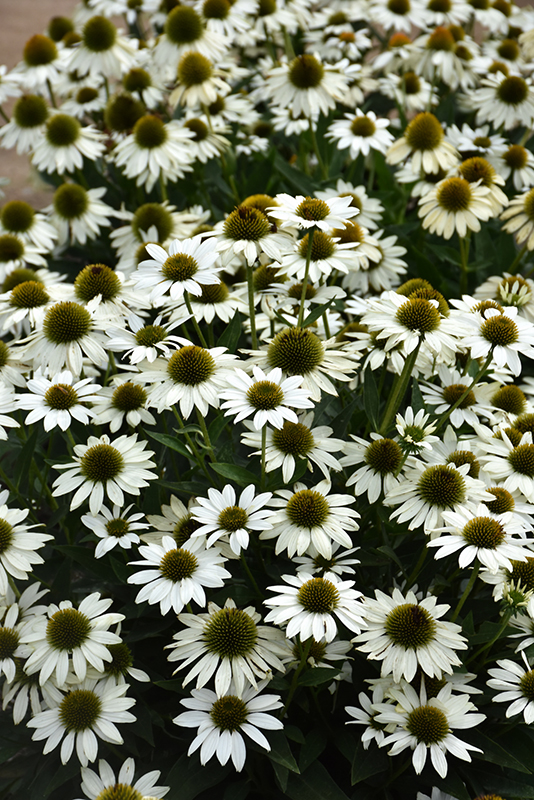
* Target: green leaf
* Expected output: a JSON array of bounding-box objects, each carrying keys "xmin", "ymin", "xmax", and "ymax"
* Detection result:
[
  {"xmin": 435, "ymin": 770, "xmax": 471, "ymax": 800},
  {"xmin": 298, "ymin": 667, "xmax": 340, "ymax": 686},
  {"xmin": 302, "ymin": 297, "xmax": 336, "ymax": 328},
  {"xmin": 157, "ymin": 480, "xmax": 208, "ymax": 495},
  {"xmin": 286, "ymin": 762, "xmax": 350, "ymax": 800},
  {"xmin": 468, "ymin": 768, "xmax": 534, "ymax": 799},
  {"xmin": 166, "ymin": 754, "xmax": 230, "ymax": 800},
  {"xmin": 273, "ymin": 151, "xmax": 315, "ymax": 195},
  {"xmin": 146, "ymin": 430, "xmax": 191, "ymax": 458},
  {"xmin": 53, "ymin": 545, "xmax": 116, "ymax": 582},
  {"xmin": 411, "ymin": 379, "xmax": 425, "ymax": 414},
  {"xmin": 217, "ymin": 310, "xmax": 243, "ymax": 350},
  {"xmin": 351, "ymin": 742, "xmax": 389, "ymax": 785},
  {"xmin": 272, "ymin": 761, "xmax": 289, "ymax": 792},
  {"xmin": 223, "ymin": 781, "xmax": 250, "ymax": 800},
  {"xmin": 15, "ymin": 429, "xmax": 38, "ymax": 491},
  {"xmin": 41, "ymin": 759, "xmax": 79, "ymax": 799},
  {"xmin": 267, "ymin": 731, "xmax": 300, "ymax": 773},
  {"xmin": 299, "ymin": 728, "xmax": 327, "ymax": 773},
  {"xmin": 329, "ymin": 398, "xmax": 360, "ymax": 439},
  {"xmin": 469, "ymin": 730, "xmax": 531, "ymax": 773},
  {"xmin": 210, "ymin": 462, "xmax": 259, "ymax": 486},
  {"xmin": 285, "ymin": 725, "xmax": 306, "ymax": 744},
  {"xmin": 375, "ymin": 545, "xmax": 404, "ymax": 573},
  {"xmin": 208, "ymin": 414, "xmax": 228, "ymax": 444}
]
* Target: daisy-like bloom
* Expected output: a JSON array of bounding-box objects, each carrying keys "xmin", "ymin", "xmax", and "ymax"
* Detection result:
[
  {"xmin": 413, "ymin": 27, "xmax": 478, "ymax": 92},
  {"xmin": 396, "ymin": 407, "xmax": 439, "ymax": 454},
  {"xmin": 65, "ymin": 15, "xmax": 138, "ymax": 78},
  {"xmin": 190, "ymin": 484, "xmax": 274, "ymax": 555},
  {"xmin": 143, "ymin": 495, "xmax": 200, "ymax": 547},
  {"xmin": 428, "ymin": 505, "xmax": 532, "ymax": 572},
  {"xmin": 241, "ymin": 410, "xmax": 345, "ymax": 484},
  {"xmin": 21, "ymin": 593, "xmax": 124, "ymax": 686},
  {"xmin": 278, "ymin": 229, "xmax": 364, "ymax": 283},
  {"xmin": 170, "ymin": 51, "xmax": 229, "ymax": 109},
  {"xmin": 246, "ymin": 326, "xmax": 358, "ymax": 402},
  {"xmin": 31, "ymin": 114, "xmax": 106, "ymax": 176},
  {"xmin": 17, "ymin": 369, "xmax": 100, "ymax": 432},
  {"xmin": 315, "ymin": 181, "xmax": 384, "ymax": 230},
  {"xmin": 154, "ymin": 5, "xmax": 228, "ymax": 77},
  {"xmin": 341, "ymin": 434, "xmax": 406, "ymax": 504},
  {"xmin": 264, "ymin": 53, "xmax": 349, "ymax": 119},
  {"xmin": 474, "ymin": 273, "xmax": 534, "ymax": 321},
  {"xmin": 420, "ymin": 365, "xmax": 494, "ymax": 428},
  {"xmin": 0, "ymin": 94, "xmax": 49, "ymax": 154},
  {"xmin": 354, "ymin": 589, "xmax": 467, "ymax": 683},
  {"xmin": 90, "ymin": 378, "xmax": 156, "ymax": 433},
  {"xmin": 174, "ymin": 681, "xmax": 283, "ymax": 772},
  {"xmin": 447, "ymin": 122, "xmax": 507, "ymax": 161},
  {"xmin": 467, "ymin": 72, "xmax": 534, "ymax": 131},
  {"xmin": 132, "ymin": 235, "xmax": 220, "ymax": 304},
  {"xmin": 212, "ymin": 205, "xmax": 291, "ymax": 268},
  {"xmin": 361, "ymin": 291, "xmax": 458, "ymax": 359},
  {"xmin": 457, "ymin": 156, "xmax": 508, "ymax": 216},
  {"xmin": 106, "ymin": 316, "xmax": 186, "ymax": 365},
  {"xmin": 375, "ymin": 682, "xmax": 483, "ymax": 778},
  {"xmin": 112, "ymin": 115, "xmax": 195, "ymax": 192},
  {"xmin": 177, "ymin": 279, "xmax": 248, "ymax": 325},
  {"xmin": 0, "ymin": 200, "xmax": 57, "ymax": 253},
  {"xmin": 11, "ymin": 34, "xmax": 65, "ymax": 94},
  {"xmin": 46, "ymin": 183, "xmax": 114, "ymax": 247},
  {"xmin": 418, "ymin": 175, "xmax": 494, "ymax": 239},
  {"xmin": 18, "ymin": 299, "xmax": 110, "ymax": 376},
  {"xmin": 81, "ymin": 504, "xmax": 148, "ymax": 559},
  {"xmin": 346, "ymin": 684, "xmax": 398, "ymax": 751},
  {"xmin": 262, "ymin": 479, "xmax": 359, "ymax": 559},
  {"xmin": 142, "ymin": 341, "xmax": 237, "ymax": 417},
  {"xmin": 0, "ymin": 601, "xmax": 32, "ymax": 682},
  {"xmin": 477, "ymin": 430, "xmax": 534, "ymax": 503},
  {"xmin": 501, "ymin": 187, "xmax": 534, "ymax": 251},
  {"xmin": 385, "ymin": 461, "xmax": 492, "ymax": 533},
  {"xmin": 268, "ymin": 192, "xmax": 358, "ymax": 232},
  {"xmin": 264, "ymin": 571, "xmax": 365, "ymax": 643},
  {"xmin": 488, "ymin": 651, "xmax": 534, "ymax": 723},
  {"xmin": 460, "ymin": 306, "xmax": 534, "ymax": 375},
  {"xmin": 326, "ymin": 109, "xmax": 394, "ymax": 159},
  {"xmin": 220, "ymin": 365, "xmax": 313, "ymax": 431},
  {"xmin": 387, "ymin": 113, "xmax": 458, "ymax": 176},
  {"xmin": 0, "ymin": 490, "xmax": 52, "ymax": 594},
  {"xmin": 380, "ymin": 70, "xmax": 438, "ymax": 113},
  {"xmin": 60, "ymin": 83, "xmax": 107, "ymax": 120},
  {"xmin": 497, "ymin": 144, "xmax": 534, "ymax": 191},
  {"xmin": 77, "ymin": 758, "xmax": 169, "ymax": 800},
  {"xmin": 182, "ymin": 115, "xmax": 231, "ymax": 165},
  {"xmin": 167, "ymin": 598, "xmax": 287, "ymax": 696},
  {"xmin": 27, "ymin": 677, "xmax": 136, "ymax": 767},
  {"xmin": 0, "ymin": 383, "xmax": 20, "ymax": 441},
  {"xmin": 369, "ymin": 0, "xmax": 423, "ymax": 32},
  {"xmin": 128, "ymin": 535, "xmax": 230, "ymax": 615},
  {"xmin": 52, "ymin": 433, "xmax": 157, "ymax": 515}
]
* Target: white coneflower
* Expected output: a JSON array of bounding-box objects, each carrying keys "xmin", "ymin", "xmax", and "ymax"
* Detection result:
[
  {"xmin": 21, "ymin": 592, "xmax": 124, "ymax": 686},
  {"xmin": 191, "ymin": 484, "xmax": 275, "ymax": 554},
  {"xmin": 386, "ymin": 112, "xmax": 459, "ymax": 175},
  {"xmin": 65, "ymin": 15, "xmax": 138, "ymax": 78},
  {"xmin": 315, "ymin": 180, "xmax": 384, "ymax": 230},
  {"xmin": 178, "ymin": 279, "xmax": 248, "ymax": 324},
  {"xmin": 77, "ymin": 757, "xmax": 169, "ymax": 800},
  {"xmin": 341, "ymin": 433, "xmax": 406, "ymax": 504},
  {"xmin": 170, "ymin": 51, "xmax": 229, "ymax": 109},
  {"xmin": 418, "ymin": 176, "xmax": 495, "ymax": 238},
  {"xmin": 497, "ymin": 143, "xmax": 534, "ymax": 190},
  {"xmin": 128, "ymin": 535, "xmax": 230, "ymax": 615},
  {"xmin": 0, "ymin": 200, "xmax": 57, "ymax": 253},
  {"xmin": 166, "ymin": 598, "xmax": 287, "ymax": 696},
  {"xmin": 182, "ymin": 115, "xmax": 230, "ymax": 164},
  {"xmin": 501, "ymin": 187, "xmax": 534, "ymax": 250},
  {"xmin": 81, "ymin": 503, "xmax": 148, "ymax": 558},
  {"xmin": 46, "ymin": 183, "xmax": 114, "ymax": 247},
  {"xmin": 467, "ymin": 72, "xmax": 534, "ymax": 131},
  {"xmin": 112, "ymin": 115, "xmax": 195, "ymax": 192},
  {"xmin": 264, "ymin": 54, "xmax": 349, "ymax": 118},
  {"xmin": 327, "ymin": 110, "xmax": 394, "ymax": 158},
  {"xmin": 262, "ymin": 479, "xmax": 360, "ymax": 559},
  {"xmin": 132, "ymin": 235, "xmax": 220, "ymax": 303},
  {"xmin": 457, "ymin": 156, "xmax": 508, "ymax": 215},
  {"xmin": 154, "ymin": 5, "xmax": 228, "ymax": 77},
  {"xmin": 173, "ymin": 682, "xmax": 283, "ymax": 772},
  {"xmin": 106, "ymin": 316, "xmax": 185, "ymax": 365},
  {"xmin": 0, "ymin": 490, "xmax": 52, "ymax": 594},
  {"xmin": 354, "ymin": 588, "xmax": 467, "ymax": 682},
  {"xmin": 31, "ymin": 114, "xmax": 106, "ymax": 176},
  {"xmin": 369, "ymin": 0, "xmax": 423, "ymax": 32},
  {"xmin": 52, "ymin": 433, "xmax": 157, "ymax": 515},
  {"xmin": 278, "ymin": 229, "xmax": 362, "ymax": 283},
  {"xmin": 90, "ymin": 378, "xmax": 155, "ymax": 433},
  {"xmin": 60, "ymin": 83, "xmax": 107, "ymax": 120},
  {"xmin": 461, "ymin": 306, "xmax": 534, "ymax": 375},
  {"xmin": 264, "ymin": 571, "xmax": 365, "ymax": 643},
  {"xmin": 375, "ymin": 682, "xmax": 483, "ymax": 778},
  {"xmin": 17, "ymin": 369, "xmax": 100, "ymax": 432},
  {"xmin": 379, "ymin": 70, "xmax": 438, "ymax": 113},
  {"xmin": 11, "ymin": 34, "xmax": 65, "ymax": 94},
  {"xmin": 213, "ymin": 204, "xmax": 292, "ymax": 267},
  {"xmin": 268, "ymin": 192, "xmax": 359, "ymax": 232},
  {"xmin": 0, "ymin": 94, "xmax": 49, "ymax": 154},
  {"xmin": 488, "ymin": 652, "xmax": 534, "ymax": 724},
  {"xmin": 27, "ymin": 677, "xmax": 136, "ymax": 766}
]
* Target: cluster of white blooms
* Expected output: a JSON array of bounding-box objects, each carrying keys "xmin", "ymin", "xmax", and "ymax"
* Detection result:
[{"xmin": 4, "ymin": 0, "xmax": 534, "ymax": 797}]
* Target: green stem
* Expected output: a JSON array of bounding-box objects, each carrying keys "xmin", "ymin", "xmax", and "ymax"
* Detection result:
[
  {"xmin": 159, "ymin": 173, "xmax": 168, "ymax": 202},
  {"xmin": 308, "ymin": 121, "xmax": 327, "ymax": 180},
  {"xmin": 172, "ymin": 406, "xmax": 210, "ymax": 480},
  {"xmin": 282, "ymin": 26, "xmax": 295, "ymax": 59},
  {"xmin": 434, "ymin": 353, "xmax": 493, "ymax": 433},
  {"xmin": 378, "ymin": 341, "xmax": 421, "ymax": 436},
  {"xmin": 46, "ymin": 78, "xmax": 57, "ymax": 108},
  {"xmin": 261, "ymin": 425, "xmax": 267, "ymax": 489},
  {"xmin": 459, "ymin": 232, "xmax": 471, "ymax": 295},
  {"xmin": 466, "ymin": 607, "xmax": 513, "ymax": 666},
  {"xmin": 322, "ymin": 311, "xmax": 331, "ymax": 339},
  {"xmin": 240, "ymin": 552, "xmax": 263, "ymax": 601},
  {"xmin": 246, "ymin": 264, "xmax": 258, "ymax": 349},
  {"xmin": 450, "ymin": 562, "xmax": 480, "ymax": 623},
  {"xmin": 0, "ymin": 106, "xmax": 9, "ymax": 123},
  {"xmin": 184, "ymin": 293, "xmax": 208, "ymax": 347},
  {"xmin": 508, "ymin": 243, "xmax": 528, "ymax": 275},
  {"xmin": 7, "ymin": 575, "xmax": 21, "ymax": 599},
  {"xmin": 280, "ymin": 638, "xmax": 312, "ymax": 719},
  {"xmin": 405, "ymin": 545, "xmax": 427, "ymax": 589},
  {"xmin": 297, "ymin": 229, "xmax": 315, "ymax": 328},
  {"xmin": 195, "ymin": 409, "xmax": 216, "ymax": 463}
]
